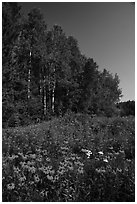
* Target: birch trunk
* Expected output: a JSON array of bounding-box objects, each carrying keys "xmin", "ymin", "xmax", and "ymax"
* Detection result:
[
  {"xmin": 52, "ymin": 66, "xmax": 56, "ymax": 113},
  {"xmin": 28, "ymin": 50, "xmax": 31, "ymax": 99},
  {"xmin": 43, "ymin": 75, "xmax": 47, "ymax": 115},
  {"xmin": 52, "ymin": 82, "xmax": 55, "ymax": 113},
  {"xmin": 39, "ymin": 73, "xmax": 42, "ymax": 95}
]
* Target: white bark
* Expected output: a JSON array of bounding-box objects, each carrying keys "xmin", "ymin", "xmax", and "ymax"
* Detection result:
[
  {"xmin": 28, "ymin": 50, "xmax": 31, "ymax": 99},
  {"xmin": 39, "ymin": 73, "xmax": 42, "ymax": 95},
  {"xmin": 43, "ymin": 75, "xmax": 46, "ymax": 115},
  {"xmin": 52, "ymin": 66, "xmax": 56, "ymax": 113},
  {"xmin": 52, "ymin": 82, "xmax": 55, "ymax": 113}
]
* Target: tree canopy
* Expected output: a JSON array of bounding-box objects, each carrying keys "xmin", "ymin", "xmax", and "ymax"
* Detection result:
[{"xmin": 2, "ymin": 3, "xmax": 123, "ymax": 127}]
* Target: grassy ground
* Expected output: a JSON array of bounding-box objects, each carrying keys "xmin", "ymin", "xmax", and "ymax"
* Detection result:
[{"xmin": 2, "ymin": 113, "xmax": 135, "ymax": 201}]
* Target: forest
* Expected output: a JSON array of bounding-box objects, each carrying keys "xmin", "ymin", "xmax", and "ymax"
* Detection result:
[
  {"xmin": 2, "ymin": 3, "xmax": 135, "ymax": 202},
  {"xmin": 2, "ymin": 2, "xmax": 125, "ymax": 128}
]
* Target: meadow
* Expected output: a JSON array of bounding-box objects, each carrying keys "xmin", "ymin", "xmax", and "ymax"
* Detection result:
[{"xmin": 2, "ymin": 113, "xmax": 135, "ymax": 201}]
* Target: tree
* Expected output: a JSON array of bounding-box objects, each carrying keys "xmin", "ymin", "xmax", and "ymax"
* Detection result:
[
  {"xmin": 78, "ymin": 58, "xmax": 99, "ymax": 113},
  {"xmin": 117, "ymin": 100, "xmax": 135, "ymax": 116},
  {"xmin": 2, "ymin": 2, "xmax": 21, "ymax": 64},
  {"xmin": 2, "ymin": 2, "xmax": 22, "ymax": 127},
  {"xmin": 14, "ymin": 8, "xmax": 47, "ymax": 120},
  {"xmin": 3, "ymin": 4, "xmax": 123, "ymax": 127},
  {"xmin": 93, "ymin": 69, "xmax": 122, "ymax": 116},
  {"xmin": 64, "ymin": 36, "xmax": 85, "ymax": 113},
  {"xmin": 46, "ymin": 25, "xmax": 72, "ymax": 115}
]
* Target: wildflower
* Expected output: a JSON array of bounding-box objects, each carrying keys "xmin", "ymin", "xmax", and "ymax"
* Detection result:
[
  {"xmin": 47, "ymin": 175, "xmax": 53, "ymax": 181},
  {"xmin": 27, "ymin": 160, "xmax": 35, "ymax": 166},
  {"xmin": 103, "ymin": 158, "xmax": 109, "ymax": 163},
  {"xmin": 60, "ymin": 161, "xmax": 65, "ymax": 166},
  {"xmin": 98, "ymin": 151, "xmax": 103, "ymax": 155},
  {"xmin": 81, "ymin": 149, "xmax": 90, "ymax": 153},
  {"xmin": 48, "ymin": 166, "xmax": 53, "ymax": 170},
  {"xmin": 29, "ymin": 154, "xmax": 36, "ymax": 159},
  {"xmin": 54, "ymin": 175, "xmax": 59, "ymax": 181},
  {"xmin": 126, "ymin": 159, "xmax": 132, "ymax": 162},
  {"xmin": 78, "ymin": 167, "xmax": 84, "ymax": 174},
  {"xmin": 79, "ymin": 162, "xmax": 84, "ymax": 166},
  {"xmin": 7, "ymin": 183, "xmax": 15, "ymax": 190},
  {"xmin": 74, "ymin": 161, "xmax": 84, "ymax": 166},
  {"xmin": 13, "ymin": 166, "xmax": 20, "ymax": 174},
  {"xmin": 86, "ymin": 151, "xmax": 92, "ymax": 158},
  {"xmin": 108, "ymin": 152, "xmax": 113, "ymax": 156},
  {"xmin": 37, "ymin": 156, "xmax": 43, "ymax": 162},
  {"xmin": 29, "ymin": 166, "xmax": 36, "ymax": 173},
  {"xmin": 42, "ymin": 150, "xmax": 48, "ymax": 155},
  {"xmin": 119, "ymin": 150, "xmax": 125, "ymax": 154},
  {"xmin": 50, "ymin": 169, "xmax": 55, "ymax": 175},
  {"xmin": 71, "ymin": 156, "xmax": 76, "ymax": 161},
  {"xmin": 20, "ymin": 161, "xmax": 27, "ymax": 169},
  {"xmin": 61, "ymin": 146, "xmax": 69, "ymax": 150},
  {"xmin": 57, "ymin": 167, "xmax": 65, "ymax": 175},
  {"xmin": 125, "ymin": 167, "xmax": 128, "ymax": 172},
  {"xmin": 114, "ymin": 152, "xmax": 119, "ymax": 155},
  {"xmin": 34, "ymin": 174, "xmax": 40, "ymax": 183},
  {"xmin": 46, "ymin": 157, "xmax": 50, "ymax": 162},
  {"xmin": 19, "ymin": 176, "xmax": 26, "ymax": 182},
  {"xmin": 8, "ymin": 154, "xmax": 18, "ymax": 160},
  {"xmin": 96, "ymin": 168, "xmax": 106, "ymax": 173},
  {"xmin": 76, "ymin": 156, "xmax": 81, "ymax": 160},
  {"xmin": 40, "ymin": 166, "xmax": 49, "ymax": 174},
  {"xmin": 117, "ymin": 168, "xmax": 122, "ymax": 173},
  {"xmin": 71, "ymin": 153, "xmax": 77, "ymax": 157},
  {"xmin": 40, "ymin": 190, "xmax": 45, "ymax": 197},
  {"xmin": 22, "ymin": 155, "xmax": 28, "ymax": 160},
  {"xmin": 81, "ymin": 149, "xmax": 92, "ymax": 158},
  {"xmin": 67, "ymin": 164, "xmax": 74, "ymax": 171}
]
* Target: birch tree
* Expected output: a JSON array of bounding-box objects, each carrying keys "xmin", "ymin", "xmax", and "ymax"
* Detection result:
[{"xmin": 47, "ymin": 25, "xmax": 72, "ymax": 114}]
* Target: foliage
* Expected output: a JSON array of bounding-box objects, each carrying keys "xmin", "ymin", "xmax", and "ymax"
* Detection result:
[
  {"xmin": 2, "ymin": 3, "xmax": 123, "ymax": 127},
  {"xmin": 2, "ymin": 3, "xmax": 134, "ymax": 202},
  {"xmin": 117, "ymin": 100, "xmax": 135, "ymax": 116},
  {"xmin": 2, "ymin": 114, "xmax": 135, "ymax": 201}
]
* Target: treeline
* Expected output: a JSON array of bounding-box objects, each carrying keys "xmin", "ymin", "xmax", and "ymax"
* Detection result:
[
  {"xmin": 3, "ymin": 3, "xmax": 122, "ymax": 127},
  {"xmin": 117, "ymin": 100, "xmax": 135, "ymax": 117}
]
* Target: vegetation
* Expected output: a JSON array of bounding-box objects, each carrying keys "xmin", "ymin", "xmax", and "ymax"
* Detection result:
[
  {"xmin": 3, "ymin": 113, "xmax": 135, "ymax": 201},
  {"xmin": 117, "ymin": 100, "xmax": 135, "ymax": 117},
  {"xmin": 2, "ymin": 3, "xmax": 135, "ymax": 202},
  {"xmin": 3, "ymin": 3, "xmax": 122, "ymax": 128}
]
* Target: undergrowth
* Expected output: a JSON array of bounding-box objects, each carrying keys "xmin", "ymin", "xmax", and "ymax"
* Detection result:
[{"xmin": 2, "ymin": 113, "xmax": 135, "ymax": 201}]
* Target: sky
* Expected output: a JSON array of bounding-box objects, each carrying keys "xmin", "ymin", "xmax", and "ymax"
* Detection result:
[{"xmin": 19, "ymin": 2, "xmax": 135, "ymax": 102}]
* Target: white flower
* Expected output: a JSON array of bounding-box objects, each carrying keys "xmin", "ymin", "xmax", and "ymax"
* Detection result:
[
  {"xmin": 47, "ymin": 175, "xmax": 53, "ymax": 181},
  {"xmin": 98, "ymin": 151, "xmax": 103, "ymax": 155},
  {"xmin": 117, "ymin": 168, "xmax": 122, "ymax": 172},
  {"xmin": 103, "ymin": 158, "xmax": 108, "ymax": 163},
  {"xmin": 82, "ymin": 149, "xmax": 92, "ymax": 157},
  {"xmin": 78, "ymin": 167, "xmax": 84, "ymax": 174},
  {"xmin": 86, "ymin": 152, "xmax": 92, "ymax": 158},
  {"xmin": 19, "ymin": 176, "xmax": 26, "ymax": 182},
  {"xmin": 96, "ymin": 168, "xmax": 106, "ymax": 173},
  {"xmin": 7, "ymin": 183, "xmax": 15, "ymax": 190},
  {"xmin": 46, "ymin": 157, "xmax": 50, "ymax": 162},
  {"xmin": 34, "ymin": 174, "xmax": 40, "ymax": 183}
]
